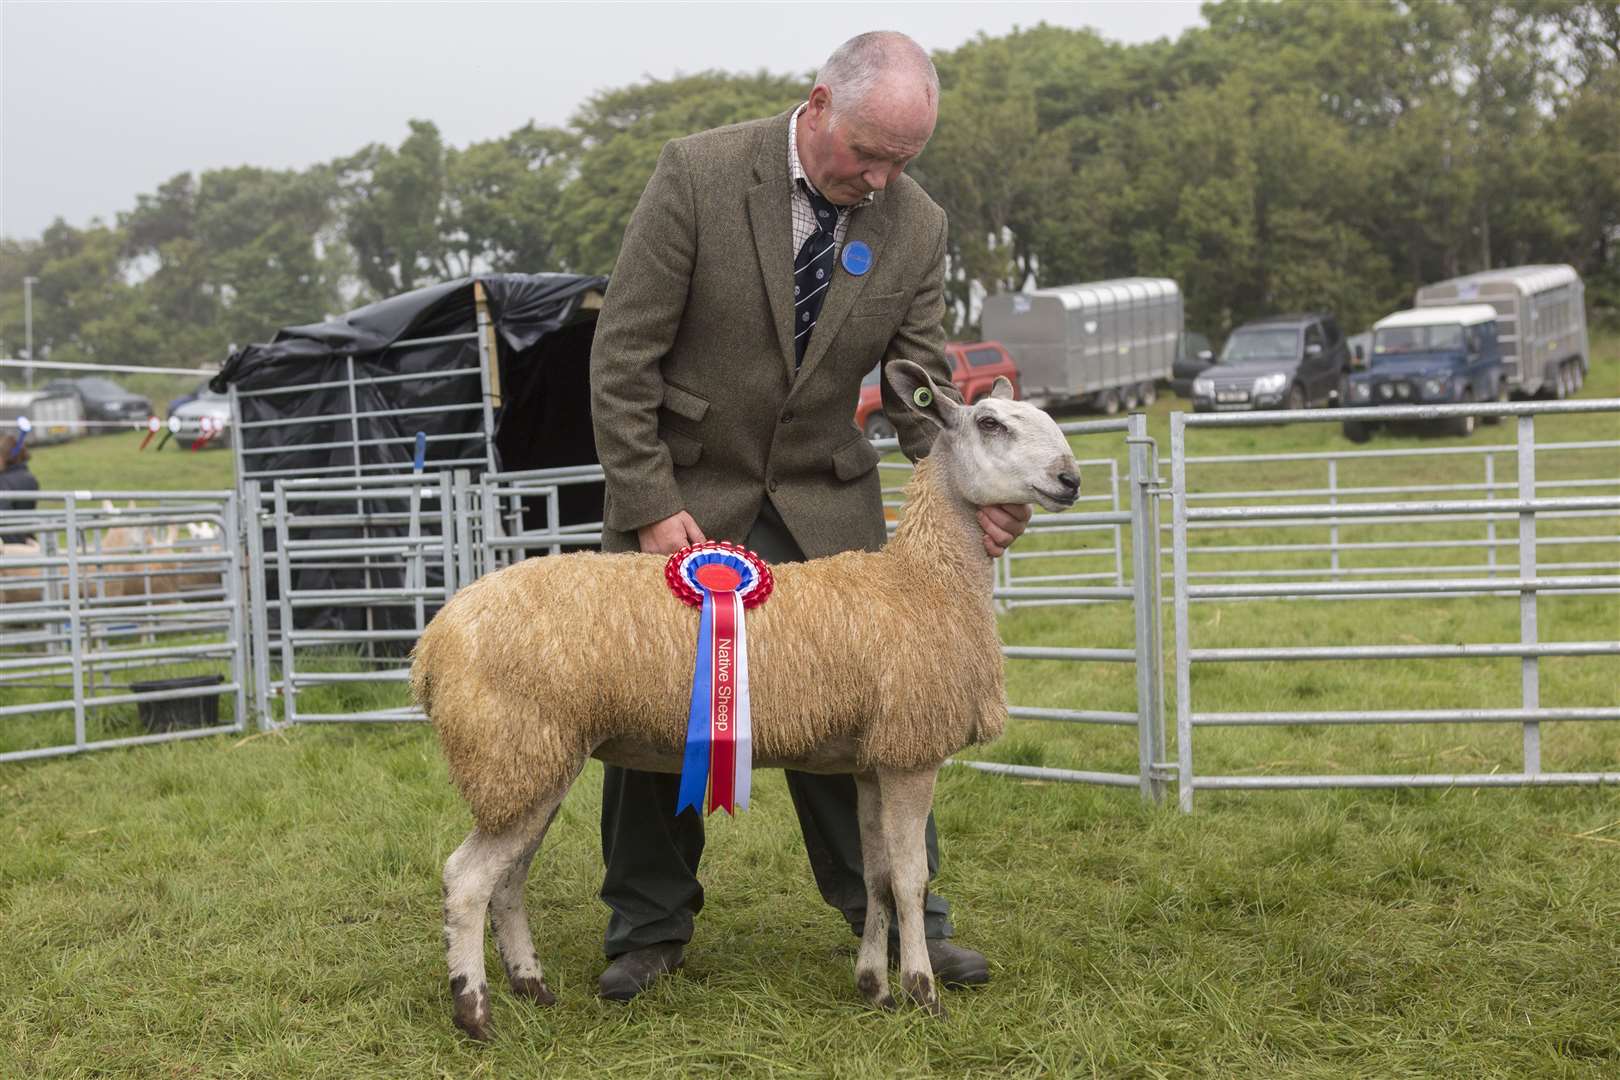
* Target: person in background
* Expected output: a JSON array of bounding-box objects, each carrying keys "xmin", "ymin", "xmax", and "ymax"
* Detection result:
[{"xmin": 0, "ymin": 433, "xmax": 41, "ymax": 544}]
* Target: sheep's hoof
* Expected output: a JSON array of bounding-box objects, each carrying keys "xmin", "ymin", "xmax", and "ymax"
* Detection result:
[
  {"xmin": 510, "ymin": 975, "xmax": 557, "ymax": 1007},
  {"xmin": 451, "ymin": 979, "xmax": 493, "ymax": 1042},
  {"xmin": 856, "ymin": 970, "xmax": 896, "ymax": 1012},
  {"xmin": 901, "ymin": 972, "xmax": 946, "ymax": 1019}
]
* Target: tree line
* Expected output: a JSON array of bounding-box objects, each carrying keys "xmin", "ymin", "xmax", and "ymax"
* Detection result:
[{"xmin": 1, "ymin": 0, "xmax": 1615, "ymax": 373}]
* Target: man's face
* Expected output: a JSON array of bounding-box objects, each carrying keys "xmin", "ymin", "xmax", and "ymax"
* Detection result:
[{"xmin": 800, "ymin": 81, "xmax": 935, "ymax": 205}]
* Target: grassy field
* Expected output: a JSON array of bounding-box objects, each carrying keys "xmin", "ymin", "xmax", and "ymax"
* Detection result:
[{"xmin": 3, "ymin": 339, "xmax": 1617, "ymax": 1077}]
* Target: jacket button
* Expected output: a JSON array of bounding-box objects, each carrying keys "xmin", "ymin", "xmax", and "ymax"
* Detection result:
[
  {"xmin": 781, "ymin": 411, "xmax": 794, "ymax": 423},
  {"xmin": 768, "ymin": 479, "xmax": 779, "ymax": 493}
]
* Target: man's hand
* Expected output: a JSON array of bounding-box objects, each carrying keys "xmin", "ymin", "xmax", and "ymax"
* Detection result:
[
  {"xmin": 977, "ymin": 503, "xmax": 1032, "ymax": 558},
  {"xmin": 638, "ymin": 510, "xmax": 706, "ymax": 555}
]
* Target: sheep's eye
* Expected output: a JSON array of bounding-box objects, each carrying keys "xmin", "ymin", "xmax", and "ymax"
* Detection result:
[{"xmin": 976, "ymin": 414, "xmax": 1005, "ymax": 435}]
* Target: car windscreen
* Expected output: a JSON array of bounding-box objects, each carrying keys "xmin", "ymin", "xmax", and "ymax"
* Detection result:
[
  {"xmin": 1374, "ymin": 324, "xmax": 1465, "ymax": 356},
  {"xmin": 1220, "ymin": 328, "xmax": 1297, "ymax": 363}
]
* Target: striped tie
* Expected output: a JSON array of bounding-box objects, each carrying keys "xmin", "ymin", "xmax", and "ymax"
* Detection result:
[{"xmin": 793, "ymin": 185, "xmax": 839, "ymax": 369}]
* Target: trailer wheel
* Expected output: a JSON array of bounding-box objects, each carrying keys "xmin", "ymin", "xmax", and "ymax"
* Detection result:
[
  {"xmin": 1137, "ymin": 381, "xmax": 1157, "ymax": 406},
  {"xmin": 1482, "ymin": 380, "xmax": 1508, "ymax": 425},
  {"xmin": 1342, "ymin": 421, "xmax": 1371, "ymax": 444},
  {"xmin": 1551, "ymin": 363, "xmax": 1569, "ymax": 400},
  {"xmin": 1122, "ymin": 385, "xmax": 1141, "ymax": 410},
  {"xmin": 1572, "ymin": 361, "xmax": 1584, "ymax": 392},
  {"xmin": 1098, "ymin": 389, "xmax": 1121, "ymax": 415}
]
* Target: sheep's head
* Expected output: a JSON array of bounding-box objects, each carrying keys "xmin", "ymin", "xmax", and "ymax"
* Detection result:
[{"xmin": 887, "ymin": 359, "xmax": 1080, "ymax": 513}]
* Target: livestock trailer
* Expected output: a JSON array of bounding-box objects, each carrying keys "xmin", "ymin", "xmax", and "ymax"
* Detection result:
[
  {"xmin": 980, "ymin": 278, "xmax": 1182, "ymax": 413},
  {"xmin": 0, "ymin": 389, "xmax": 84, "ymax": 444},
  {"xmin": 1414, "ymin": 264, "xmax": 1587, "ymax": 398}
]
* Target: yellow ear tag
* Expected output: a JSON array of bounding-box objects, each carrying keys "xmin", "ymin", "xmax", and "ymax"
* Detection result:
[{"xmin": 912, "ymin": 387, "xmax": 933, "ymax": 408}]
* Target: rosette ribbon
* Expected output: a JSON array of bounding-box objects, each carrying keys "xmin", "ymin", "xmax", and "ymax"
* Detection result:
[{"xmin": 665, "ymin": 541, "xmax": 774, "ymax": 816}]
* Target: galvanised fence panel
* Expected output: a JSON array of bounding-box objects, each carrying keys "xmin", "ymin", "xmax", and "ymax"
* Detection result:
[
  {"xmin": 1, "ymin": 491, "xmax": 247, "ymax": 762},
  {"xmin": 1168, "ymin": 398, "xmax": 1620, "ymax": 811},
  {"xmin": 256, "ymin": 473, "xmax": 457, "ymax": 726}
]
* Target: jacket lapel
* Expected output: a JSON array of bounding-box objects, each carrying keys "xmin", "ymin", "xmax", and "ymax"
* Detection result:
[
  {"xmin": 747, "ymin": 112, "xmax": 798, "ymax": 383},
  {"xmin": 795, "ymin": 196, "xmax": 890, "ymax": 387}
]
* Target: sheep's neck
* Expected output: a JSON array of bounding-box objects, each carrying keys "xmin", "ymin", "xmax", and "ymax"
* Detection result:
[{"xmin": 886, "ymin": 453, "xmax": 995, "ymax": 599}]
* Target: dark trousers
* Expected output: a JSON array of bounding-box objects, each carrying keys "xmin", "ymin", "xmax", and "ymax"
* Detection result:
[{"xmin": 599, "ymin": 500, "xmax": 953, "ymax": 957}]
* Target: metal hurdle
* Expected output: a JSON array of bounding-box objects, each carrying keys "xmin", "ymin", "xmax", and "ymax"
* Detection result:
[
  {"xmin": 1168, "ymin": 398, "xmax": 1620, "ymax": 812},
  {"xmin": 0, "ymin": 490, "xmax": 248, "ymax": 763}
]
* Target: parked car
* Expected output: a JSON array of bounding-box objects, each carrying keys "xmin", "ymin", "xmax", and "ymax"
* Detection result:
[
  {"xmin": 167, "ymin": 387, "xmax": 233, "ymax": 449},
  {"xmin": 857, "ymin": 341, "xmax": 1021, "ymax": 440},
  {"xmin": 1189, "ymin": 313, "xmax": 1348, "ymax": 412},
  {"xmin": 1168, "ymin": 330, "xmax": 1216, "ymax": 399},
  {"xmin": 980, "ymin": 278, "xmax": 1180, "ymax": 414},
  {"xmin": 1341, "ymin": 305, "xmax": 1506, "ymax": 442},
  {"xmin": 1415, "ymin": 264, "xmax": 1587, "ymax": 399},
  {"xmin": 42, "ymin": 376, "xmax": 152, "ymax": 431}
]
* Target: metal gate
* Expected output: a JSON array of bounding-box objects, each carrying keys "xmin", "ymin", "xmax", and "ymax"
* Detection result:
[{"xmin": 1168, "ymin": 397, "xmax": 1620, "ymax": 811}]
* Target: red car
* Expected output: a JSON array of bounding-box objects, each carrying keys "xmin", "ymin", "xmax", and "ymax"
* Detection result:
[{"xmin": 856, "ymin": 341, "xmax": 1021, "ymax": 439}]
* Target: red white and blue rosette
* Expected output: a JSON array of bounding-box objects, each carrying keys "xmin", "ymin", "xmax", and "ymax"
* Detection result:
[{"xmin": 665, "ymin": 541, "xmax": 773, "ymax": 816}]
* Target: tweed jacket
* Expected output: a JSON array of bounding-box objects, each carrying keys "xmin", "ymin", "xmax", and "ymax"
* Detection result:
[{"xmin": 589, "ymin": 109, "xmax": 959, "ymax": 559}]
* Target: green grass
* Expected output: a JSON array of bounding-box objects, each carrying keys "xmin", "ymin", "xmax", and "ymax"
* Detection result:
[
  {"xmin": 26, "ymin": 427, "xmax": 236, "ymax": 493},
  {"xmin": 2, "ymin": 340, "xmax": 1617, "ymax": 1077}
]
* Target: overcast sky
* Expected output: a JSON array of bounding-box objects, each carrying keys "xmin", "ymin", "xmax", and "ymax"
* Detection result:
[{"xmin": 1, "ymin": 1, "xmax": 1203, "ymax": 241}]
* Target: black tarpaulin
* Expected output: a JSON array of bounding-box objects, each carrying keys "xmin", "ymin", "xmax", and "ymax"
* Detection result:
[{"xmin": 217, "ymin": 273, "xmax": 608, "ymax": 635}]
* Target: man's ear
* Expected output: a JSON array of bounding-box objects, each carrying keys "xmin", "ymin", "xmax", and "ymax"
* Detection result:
[{"xmin": 885, "ymin": 360, "xmax": 961, "ymax": 430}]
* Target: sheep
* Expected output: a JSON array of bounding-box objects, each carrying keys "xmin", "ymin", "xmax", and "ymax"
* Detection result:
[{"xmin": 411, "ymin": 359, "xmax": 1081, "ymax": 1040}]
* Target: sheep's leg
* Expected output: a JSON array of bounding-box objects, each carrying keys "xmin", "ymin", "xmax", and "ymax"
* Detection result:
[
  {"xmin": 852, "ymin": 771, "xmax": 896, "ymax": 1011},
  {"xmin": 443, "ymin": 789, "xmax": 567, "ymax": 1041},
  {"xmin": 489, "ymin": 801, "xmax": 563, "ymax": 1007},
  {"xmin": 879, "ymin": 766, "xmax": 943, "ymax": 1018}
]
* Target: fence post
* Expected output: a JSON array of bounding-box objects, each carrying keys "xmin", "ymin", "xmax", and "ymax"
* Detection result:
[
  {"xmin": 223, "ymin": 491, "xmax": 249, "ymax": 734},
  {"xmin": 243, "ymin": 480, "xmax": 275, "ymax": 729},
  {"xmin": 1169, "ymin": 412, "xmax": 1194, "ymax": 812},
  {"xmin": 1517, "ymin": 416, "xmax": 1540, "ymax": 774},
  {"xmin": 64, "ymin": 494, "xmax": 87, "ymax": 751},
  {"xmin": 1127, "ymin": 413, "xmax": 1166, "ymax": 804},
  {"xmin": 272, "ymin": 482, "xmax": 298, "ymax": 726}
]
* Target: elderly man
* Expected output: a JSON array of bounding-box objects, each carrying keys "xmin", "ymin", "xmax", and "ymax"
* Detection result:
[{"xmin": 588, "ymin": 30, "xmax": 1030, "ymax": 1001}]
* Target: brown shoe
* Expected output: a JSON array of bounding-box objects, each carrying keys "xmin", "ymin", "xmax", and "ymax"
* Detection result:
[{"xmin": 597, "ymin": 942, "xmax": 684, "ymax": 1002}]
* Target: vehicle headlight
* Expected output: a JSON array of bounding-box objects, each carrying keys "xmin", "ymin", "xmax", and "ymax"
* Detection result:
[
  {"xmin": 1422, "ymin": 378, "xmax": 1446, "ymax": 398},
  {"xmin": 1193, "ymin": 377, "xmax": 1213, "ymax": 397},
  {"xmin": 1253, "ymin": 373, "xmax": 1288, "ymax": 395},
  {"xmin": 1352, "ymin": 382, "xmax": 1371, "ymax": 402}
]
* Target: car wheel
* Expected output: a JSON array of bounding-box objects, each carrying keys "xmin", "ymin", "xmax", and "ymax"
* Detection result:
[
  {"xmin": 1342, "ymin": 421, "xmax": 1371, "ymax": 444},
  {"xmin": 1450, "ymin": 391, "xmax": 1476, "ymax": 437},
  {"xmin": 1286, "ymin": 385, "xmax": 1306, "ymax": 410},
  {"xmin": 1138, "ymin": 381, "xmax": 1157, "ymax": 406},
  {"xmin": 1098, "ymin": 389, "xmax": 1121, "ymax": 416},
  {"xmin": 864, "ymin": 414, "xmax": 896, "ymax": 441}
]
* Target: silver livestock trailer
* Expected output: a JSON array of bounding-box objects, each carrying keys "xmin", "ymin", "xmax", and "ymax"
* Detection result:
[
  {"xmin": 1414, "ymin": 264, "xmax": 1587, "ymax": 399},
  {"xmin": 0, "ymin": 389, "xmax": 84, "ymax": 445},
  {"xmin": 980, "ymin": 278, "xmax": 1182, "ymax": 414}
]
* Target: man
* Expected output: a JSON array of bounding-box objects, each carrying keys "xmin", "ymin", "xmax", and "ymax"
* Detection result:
[{"xmin": 588, "ymin": 30, "xmax": 1030, "ymax": 1001}]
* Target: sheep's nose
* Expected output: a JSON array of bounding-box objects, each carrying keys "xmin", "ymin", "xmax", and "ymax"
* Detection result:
[{"xmin": 1056, "ymin": 470, "xmax": 1080, "ymax": 496}]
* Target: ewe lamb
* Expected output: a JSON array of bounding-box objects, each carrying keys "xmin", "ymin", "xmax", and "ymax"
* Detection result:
[{"xmin": 412, "ymin": 359, "xmax": 1081, "ymax": 1040}]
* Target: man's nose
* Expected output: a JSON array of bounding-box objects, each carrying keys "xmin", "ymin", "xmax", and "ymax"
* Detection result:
[{"xmin": 863, "ymin": 167, "xmax": 892, "ymax": 192}]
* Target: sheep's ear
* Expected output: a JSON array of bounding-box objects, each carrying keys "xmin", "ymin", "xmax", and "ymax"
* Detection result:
[
  {"xmin": 989, "ymin": 375, "xmax": 1015, "ymax": 400},
  {"xmin": 886, "ymin": 359, "xmax": 961, "ymax": 430}
]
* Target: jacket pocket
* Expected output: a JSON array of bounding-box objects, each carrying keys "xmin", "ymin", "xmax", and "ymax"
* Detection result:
[
  {"xmin": 850, "ymin": 291, "xmax": 906, "ymax": 319},
  {"xmin": 664, "ymin": 428, "xmax": 703, "ymax": 467},
  {"xmin": 661, "ymin": 381, "xmax": 710, "ymax": 423},
  {"xmin": 831, "ymin": 434, "xmax": 881, "ymax": 481}
]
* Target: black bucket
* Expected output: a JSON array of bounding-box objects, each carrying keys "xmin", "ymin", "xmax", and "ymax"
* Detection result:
[{"xmin": 131, "ymin": 674, "xmax": 225, "ymax": 733}]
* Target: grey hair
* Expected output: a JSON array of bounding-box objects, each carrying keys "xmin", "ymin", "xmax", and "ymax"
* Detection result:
[{"xmin": 815, "ymin": 31, "xmax": 939, "ymax": 127}]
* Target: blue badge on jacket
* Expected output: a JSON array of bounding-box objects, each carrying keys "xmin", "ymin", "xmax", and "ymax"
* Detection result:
[{"xmin": 841, "ymin": 241, "xmax": 873, "ymax": 276}]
